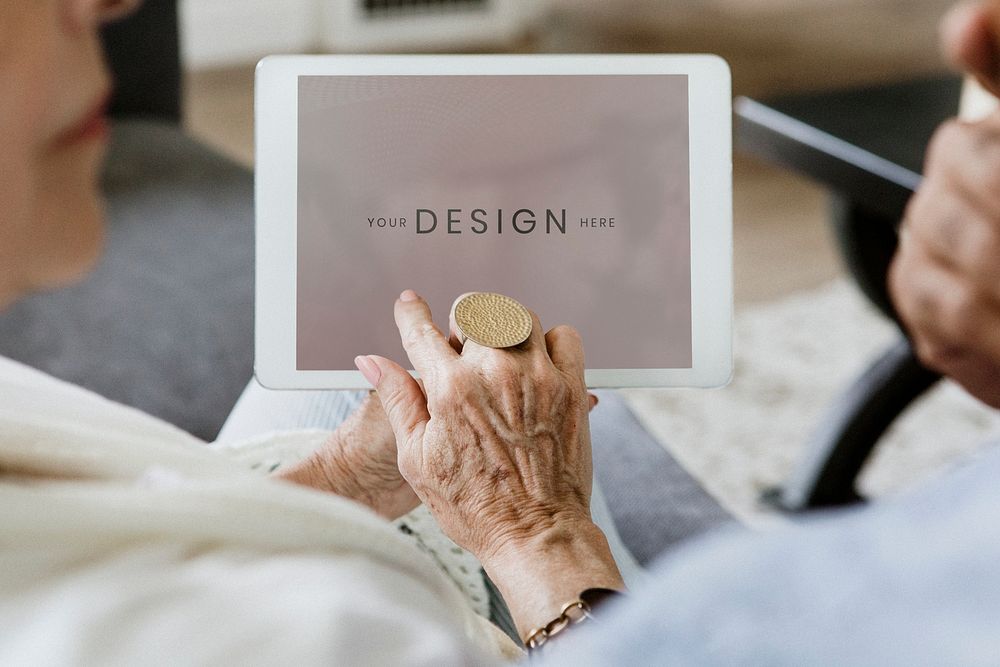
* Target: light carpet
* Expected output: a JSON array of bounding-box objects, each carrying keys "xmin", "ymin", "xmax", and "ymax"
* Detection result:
[{"xmin": 621, "ymin": 280, "xmax": 1000, "ymax": 522}]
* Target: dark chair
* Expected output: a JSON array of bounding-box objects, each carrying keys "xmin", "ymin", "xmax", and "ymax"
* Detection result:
[
  {"xmin": 0, "ymin": 0, "xmax": 255, "ymax": 441},
  {"xmin": 736, "ymin": 77, "xmax": 962, "ymax": 511},
  {"xmin": 101, "ymin": 0, "xmax": 182, "ymax": 123}
]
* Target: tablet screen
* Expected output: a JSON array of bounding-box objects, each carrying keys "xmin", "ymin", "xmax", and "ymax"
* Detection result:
[{"xmin": 296, "ymin": 74, "xmax": 691, "ymax": 371}]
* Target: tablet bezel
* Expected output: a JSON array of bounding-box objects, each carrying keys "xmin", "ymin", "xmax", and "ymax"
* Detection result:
[{"xmin": 255, "ymin": 54, "xmax": 732, "ymax": 389}]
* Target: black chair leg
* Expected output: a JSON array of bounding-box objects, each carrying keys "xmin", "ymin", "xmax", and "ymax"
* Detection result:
[
  {"xmin": 762, "ymin": 337, "xmax": 941, "ymax": 513},
  {"xmin": 828, "ymin": 196, "xmax": 902, "ymax": 323}
]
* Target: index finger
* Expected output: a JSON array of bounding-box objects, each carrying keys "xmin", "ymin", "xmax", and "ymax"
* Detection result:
[
  {"xmin": 470, "ymin": 311, "xmax": 551, "ymax": 372},
  {"xmin": 394, "ymin": 289, "xmax": 459, "ymax": 379},
  {"xmin": 449, "ymin": 295, "xmax": 552, "ymax": 365}
]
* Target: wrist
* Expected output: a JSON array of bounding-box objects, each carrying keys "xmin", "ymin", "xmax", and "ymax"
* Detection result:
[
  {"xmin": 275, "ymin": 434, "xmax": 363, "ymax": 500},
  {"xmin": 478, "ymin": 517, "xmax": 625, "ymax": 643},
  {"xmin": 275, "ymin": 435, "xmax": 417, "ymax": 520}
]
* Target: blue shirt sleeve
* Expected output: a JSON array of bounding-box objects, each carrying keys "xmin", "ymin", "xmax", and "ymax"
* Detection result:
[{"xmin": 544, "ymin": 445, "xmax": 1000, "ymax": 666}]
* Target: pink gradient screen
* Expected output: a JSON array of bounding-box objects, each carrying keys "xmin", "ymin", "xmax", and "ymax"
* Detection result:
[{"xmin": 297, "ymin": 74, "xmax": 691, "ymax": 370}]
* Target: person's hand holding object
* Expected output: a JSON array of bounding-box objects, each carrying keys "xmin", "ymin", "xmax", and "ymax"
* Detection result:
[
  {"xmin": 354, "ymin": 290, "xmax": 624, "ymax": 642},
  {"xmin": 889, "ymin": 0, "xmax": 1000, "ymax": 408}
]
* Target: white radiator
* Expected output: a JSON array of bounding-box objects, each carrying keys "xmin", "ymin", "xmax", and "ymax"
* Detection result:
[
  {"xmin": 321, "ymin": 0, "xmax": 539, "ymax": 52},
  {"xmin": 181, "ymin": 0, "xmax": 544, "ymax": 68}
]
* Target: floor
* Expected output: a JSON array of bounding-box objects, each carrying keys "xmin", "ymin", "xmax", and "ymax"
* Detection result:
[{"xmin": 624, "ymin": 281, "xmax": 1000, "ymax": 522}]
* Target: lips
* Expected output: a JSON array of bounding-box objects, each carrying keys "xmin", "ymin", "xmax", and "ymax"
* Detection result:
[{"xmin": 56, "ymin": 90, "xmax": 112, "ymax": 148}]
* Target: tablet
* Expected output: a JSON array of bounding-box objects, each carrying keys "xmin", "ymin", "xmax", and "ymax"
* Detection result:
[{"xmin": 255, "ymin": 55, "xmax": 732, "ymax": 389}]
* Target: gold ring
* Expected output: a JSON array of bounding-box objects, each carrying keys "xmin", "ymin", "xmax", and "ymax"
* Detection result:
[{"xmin": 453, "ymin": 292, "xmax": 533, "ymax": 349}]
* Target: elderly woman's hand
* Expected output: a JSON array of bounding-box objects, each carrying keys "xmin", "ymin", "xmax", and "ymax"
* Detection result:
[
  {"xmin": 355, "ymin": 290, "xmax": 624, "ymax": 641},
  {"xmin": 275, "ymin": 392, "xmax": 420, "ymax": 520}
]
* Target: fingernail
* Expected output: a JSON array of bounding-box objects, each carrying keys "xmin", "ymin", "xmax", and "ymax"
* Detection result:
[
  {"xmin": 400, "ymin": 289, "xmax": 419, "ymax": 302},
  {"xmin": 354, "ymin": 355, "xmax": 381, "ymax": 387}
]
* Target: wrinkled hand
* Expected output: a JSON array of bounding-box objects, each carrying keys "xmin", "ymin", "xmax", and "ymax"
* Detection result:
[
  {"xmin": 276, "ymin": 392, "xmax": 420, "ymax": 519},
  {"xmin": 890, "ymin": 113, "xmax": 1000, "ymax": 408},
  {"xmin": 355, "ymin": 290, "xmax": 595, "ymax": 560},
  {"xmin": 355, "ymin": 290, "xmax": 623, "ymax": 640}
]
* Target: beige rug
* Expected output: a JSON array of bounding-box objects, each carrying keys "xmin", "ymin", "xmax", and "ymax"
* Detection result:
[{"xmin": 622, "ymin": 280, "xmax": 1000, "ymax": 522}]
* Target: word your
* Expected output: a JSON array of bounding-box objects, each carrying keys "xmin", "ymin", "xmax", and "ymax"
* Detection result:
[{"xmin": 367, "ymin": 217, "xmax": 406, "ymax": 228}]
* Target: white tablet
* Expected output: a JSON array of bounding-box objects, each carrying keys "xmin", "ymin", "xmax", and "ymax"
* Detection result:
[{"xmin": 255, "ymin": 55, "xmax": 732, "ymax": 389}]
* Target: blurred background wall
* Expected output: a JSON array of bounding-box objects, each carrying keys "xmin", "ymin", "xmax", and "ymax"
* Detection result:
[{"xmin": 182, "ymin": 0, "xmax": 953, "ymax": 166}]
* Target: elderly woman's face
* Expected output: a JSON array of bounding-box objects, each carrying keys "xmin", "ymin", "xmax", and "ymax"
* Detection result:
[{"xmin": 0, "ymin": 1, "xmax": 134, "ymax": 307}]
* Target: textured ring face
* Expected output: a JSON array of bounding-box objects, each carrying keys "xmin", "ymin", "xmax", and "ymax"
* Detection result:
[{"xmin": 454, "ymin": 293, "xmax": 533, "ymax": 349}]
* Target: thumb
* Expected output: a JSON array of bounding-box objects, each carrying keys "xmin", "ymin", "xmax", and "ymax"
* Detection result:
[
  {"xmin": 355, "ymin": 355, "xmax": 430, "ymax": 445},
  {"xmin": 941, "ymin": 2, "xmax": 1000, "ymax": 96}
]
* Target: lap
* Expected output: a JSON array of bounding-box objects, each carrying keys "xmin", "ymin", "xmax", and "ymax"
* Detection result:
[
  {"xmin": 216, "ymin": 383, "xmax": 368, "ymax": 444},
  {"xmin": 216, "ymin": 380, "xmax": 731, "ymax": 644},
  {"xmin": 220, "ymin": 382, "xmax": 731, "ymax": 563},
  {"xmin": 589, "ymin": 390, "xmax": 733, "ymax": 564},
  {"xmin": 217, "ymin": 381, "xmax": 645, "ymax": 572}
]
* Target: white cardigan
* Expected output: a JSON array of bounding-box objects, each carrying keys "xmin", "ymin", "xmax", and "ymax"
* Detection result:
[{"xmin": 0, "ymin": 356, "xmax": 518, "ymax": 665}]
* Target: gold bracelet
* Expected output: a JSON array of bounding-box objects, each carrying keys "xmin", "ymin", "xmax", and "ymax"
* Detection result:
[{"xmin": 525, "ymin": 599, "xmax": 593, "ymax": 651}]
